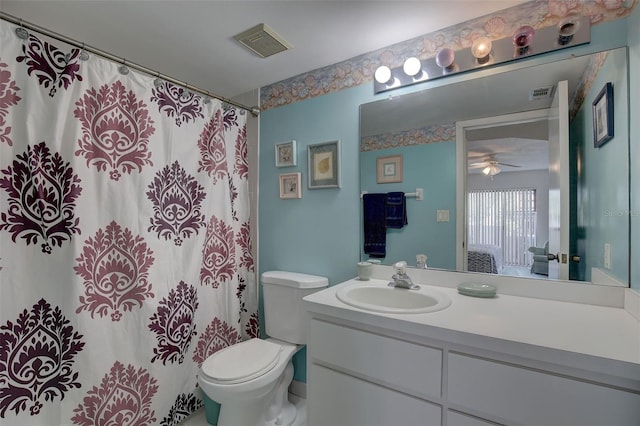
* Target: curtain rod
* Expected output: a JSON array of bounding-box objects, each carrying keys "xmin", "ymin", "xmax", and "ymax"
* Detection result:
[{"xmin": 0, "ymin": 12, "xmax": 260, "ymax": 117}]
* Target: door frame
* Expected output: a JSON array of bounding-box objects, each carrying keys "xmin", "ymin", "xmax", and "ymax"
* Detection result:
[{"xmin": 455, "ymin": 109, "xmax": 550, "ymax": 272}]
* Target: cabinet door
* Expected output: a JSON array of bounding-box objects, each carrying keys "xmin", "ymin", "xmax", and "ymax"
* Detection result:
[
  {"xmin": 309, "ymin": 319, "xmax": 442, "ymax": 398},
  {"xmin": 448, "ymin": 353, "xmax": 640, "ymax": 426},
  {"xmin": 309, "ymin": 364, "xmax": 442, "ymax": 426}
]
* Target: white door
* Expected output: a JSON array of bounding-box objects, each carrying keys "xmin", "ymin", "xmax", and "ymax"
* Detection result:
[{"xmin": 547, "ymin": 80, "xmax": 570, "ymax": 280}]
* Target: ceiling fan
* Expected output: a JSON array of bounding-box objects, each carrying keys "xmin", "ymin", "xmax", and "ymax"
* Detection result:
[{"xmin": 468, "ymin": 156, "xmax": 521, "ymax": 177}]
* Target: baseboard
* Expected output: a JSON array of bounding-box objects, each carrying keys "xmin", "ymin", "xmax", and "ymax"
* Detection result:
[{"xmin": 289, "ymin": 379, "xmax": 306, "ymax": 399}]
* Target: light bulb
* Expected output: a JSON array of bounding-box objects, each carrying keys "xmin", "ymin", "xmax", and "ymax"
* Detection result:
[
  {"xmin": 482, "ymin": 166, "xmax": 491, "ymax": 175},
  {"xmin": 403, "ymin": 57, "xmax": 422, "ymax": 77},
  {"xmin": 435, "ymin": 48, "xmax": 455, "ymax": 69},
  {"xmin": 374, "ymin": 65, "xmax": 392, "ymax": 84},
  {"xmin": 557, "ymin": 15, "xmax": 581, "ymax": 45},
  {"xmin": 472, "ymin": 37, "xmax": 492, "ymax": 62},
  {"xmin": 513, "ymin": 25, "xmax": 535, "ymax": 56}
]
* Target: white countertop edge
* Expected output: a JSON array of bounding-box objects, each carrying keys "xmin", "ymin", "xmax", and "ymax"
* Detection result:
[{"xmin": 304, "ymin": 275, "xmax": 640, "ymax": 390}]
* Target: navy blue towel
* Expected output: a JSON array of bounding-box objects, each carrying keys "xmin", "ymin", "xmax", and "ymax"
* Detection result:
[
  {"xmin": 362, "ymin": 193, "xmax": 387, "ymax": 258},
  {"xmin": 386, "ymin": 192, "xmax": 407, "ymax": 229}
]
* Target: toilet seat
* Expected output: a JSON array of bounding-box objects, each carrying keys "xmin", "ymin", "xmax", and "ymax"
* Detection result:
[{"xmin": 201, "ymin": 339, "xmax": 281, "ymax": 384}]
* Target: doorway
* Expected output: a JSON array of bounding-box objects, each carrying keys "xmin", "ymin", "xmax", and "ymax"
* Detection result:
[{"xmin": 456, "ymin": 109, "xmax": 552, "ymax": 279}]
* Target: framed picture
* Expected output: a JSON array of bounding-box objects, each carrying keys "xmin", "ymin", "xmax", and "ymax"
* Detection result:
[
  {"xmin": 308, "ymin": 140, "xmax": 341, "ymax": 189},
  {"xmin": 275, "ymin": 140, "xmax": 296, "ymax": 167},
  {"xmin": 279, "ymin": 172, "xmax": 302, "ymax": 199},
  {"xmin": 376, "ymin": 155, "xmax": 403, "ymax": 183},
  {"xmin": 592, "ymin": 82, "xmax": 614, "ymax": 148}
]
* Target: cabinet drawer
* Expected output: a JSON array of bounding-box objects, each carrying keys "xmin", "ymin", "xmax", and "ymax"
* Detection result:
[
  {"xmin": 448, "ymin": 352, "xmax": 640, "ymax": 426},
  {"xmin": 447, "ymin": 410, "xmax": 502, "ymax": 426},
  {"xmin": 309, "ymin": 319, "xmax": 442, "ymax": 398},
  {"xmin": 309, "ymin": 364, "xmax": 442, "ymax": 426}
]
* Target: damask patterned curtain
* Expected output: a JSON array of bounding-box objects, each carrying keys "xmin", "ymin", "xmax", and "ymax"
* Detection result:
[{"xmin": 0, "ymin": 21, "xmax": 258, "ymax": 426}]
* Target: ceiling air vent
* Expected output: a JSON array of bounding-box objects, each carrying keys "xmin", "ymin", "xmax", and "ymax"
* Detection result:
[
  {"xmin": 233, "ymin": 23, "xmax": 293, "ymax": 58},
  {"xmin": 528, "ymin": 85, "xmax": 555, "ymax": 101}
]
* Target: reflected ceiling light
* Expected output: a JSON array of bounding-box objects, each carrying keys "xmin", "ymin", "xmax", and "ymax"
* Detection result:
[
  {"xmin": 403, "ymin": 57, "xmax": 422, "ymax": 77},
  {"xmin": 374, "ymin": 65, "xmax": 392, "ymax": 84},
  {"xmin": 471, "ymin": 37, "xmax": 493, "ymax": 63},
  {"xmin": 482, "ymin": 164, "xmax": 501, "ymax": 176}
]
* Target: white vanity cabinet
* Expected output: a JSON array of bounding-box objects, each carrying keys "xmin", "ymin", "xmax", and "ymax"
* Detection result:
[
  {"xmin": 305, "ymin": 278, "xmax": 640, "ymax": 426},
  {"xmin": 307, "ymin": 319, "xmax": 443, "ymax": 426}
]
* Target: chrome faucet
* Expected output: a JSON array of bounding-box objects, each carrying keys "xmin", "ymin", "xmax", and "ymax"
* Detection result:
[{"xmin": 389, "ymin": 261, "xmax": 420, "ymax": 289}]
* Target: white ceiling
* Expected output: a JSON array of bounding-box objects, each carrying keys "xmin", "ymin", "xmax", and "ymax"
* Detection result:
[{"xmin": 0, "ymin": 0, "xmax": 529, "ymax": 100}]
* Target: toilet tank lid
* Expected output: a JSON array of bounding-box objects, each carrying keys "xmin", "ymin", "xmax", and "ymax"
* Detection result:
[{"xmin": 261, "ymin": 271, "xmax": 329, "ymax": 288}]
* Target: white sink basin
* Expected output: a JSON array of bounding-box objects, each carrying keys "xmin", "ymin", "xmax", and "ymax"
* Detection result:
[{"xmin": 336, "ymin": 282, "xmax": 451, "ymax": 314}]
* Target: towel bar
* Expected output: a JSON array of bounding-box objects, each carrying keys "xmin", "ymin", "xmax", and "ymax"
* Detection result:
[{"xmin": 361, "ymin": 188, "xmax": 423, "ymax": 201}]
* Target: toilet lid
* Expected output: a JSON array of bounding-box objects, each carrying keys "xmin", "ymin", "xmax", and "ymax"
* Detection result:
[{"xmin": 201, "ymin": 339, "xmax": 281, "ymax": 384}]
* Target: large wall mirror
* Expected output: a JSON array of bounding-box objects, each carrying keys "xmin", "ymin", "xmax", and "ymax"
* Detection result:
[{"xmin": 360, "ymin": 47, "xmax": 630, "ymax": 287}]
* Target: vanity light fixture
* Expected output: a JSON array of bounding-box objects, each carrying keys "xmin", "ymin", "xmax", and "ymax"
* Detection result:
[
  {"xmin": 557, "ymin": 15, "xmax": 581, "ymax": 45},
  {"xmin": 374, "ymin": 65, "xmax": 393, "ymax": 84},
  {"xmin": 471, "ymin": 37, "xmax": 493, "ymax": 64},
  {"xmin": 435, "ymin": 48, "xmax": 456, "ymax": 72},
  {"xmin": 403, "ymin": 57, "xmax": 422, "ymax": 77},
  {"xmin": 372, "ymin": 16, "xmax": 589, "ymax": 95},
  {"xmin": 513, "ymin": 25, "xmax": 535, "ymax": 55}
]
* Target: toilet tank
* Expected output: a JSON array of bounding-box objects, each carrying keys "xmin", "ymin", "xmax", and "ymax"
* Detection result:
[{"xmin": 262, "ymin": 271, "xmax": 328, "ymax": 344}]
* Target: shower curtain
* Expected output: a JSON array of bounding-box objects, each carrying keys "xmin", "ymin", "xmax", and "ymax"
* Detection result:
[{"xmin": 0, "ymin": 21, "xmax": 258, "ymax": 426}]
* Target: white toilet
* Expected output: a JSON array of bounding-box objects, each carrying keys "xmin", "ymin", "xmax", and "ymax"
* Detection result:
[{"xmin": 197, "ymin": 271, "xmax": 328, "ymax": 426}]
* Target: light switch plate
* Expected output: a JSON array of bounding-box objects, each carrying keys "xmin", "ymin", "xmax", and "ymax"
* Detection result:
[
  {"xmin": 437, "ymin": 210, "xmax": 450, "ymax": 222},
  {"xmin": 604, "ymin": 243, "xmax": 611, "ymax": 269}
]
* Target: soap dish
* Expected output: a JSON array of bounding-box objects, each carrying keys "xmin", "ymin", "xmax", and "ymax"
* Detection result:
[{"xmin": 457, "ymin": 283, "xmax": 497, "ymax": 298}]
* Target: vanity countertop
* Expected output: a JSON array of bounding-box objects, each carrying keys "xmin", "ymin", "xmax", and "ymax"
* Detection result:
[{"xmin": 304, "ymin": 277, "xmax": 640, "ymax": 385}]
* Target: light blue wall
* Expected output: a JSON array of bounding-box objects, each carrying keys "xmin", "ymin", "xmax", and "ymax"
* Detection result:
[
  {"xmin": 359, "ymin": 142, "xmax": 457, "ymax": 269},
  {"xmin": 259, "ymin": 85, "xmax": 367, "ymax": 284},
  {"xmin": 629, "ymin": 4, "xmax": 640, "ymax": 291},
  {"xmin": 570, "ymin": 48, "xmax": 629, "ymax": 283},
  {"xmin": 259, "ymin": 20, "xmax": 632, "ymax": 382},
  {"xmin": 259, "ymin": 86, "xmax": 369, "ymax": 381}
]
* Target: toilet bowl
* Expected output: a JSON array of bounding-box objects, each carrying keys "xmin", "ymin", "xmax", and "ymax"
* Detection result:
[
  {"xmin": 198, "ymin": 338, "xmax": 300, "ymax": 426},
  {"xmin": 197, "ymin": 271, "xmax": 329, "ymax": 426}
]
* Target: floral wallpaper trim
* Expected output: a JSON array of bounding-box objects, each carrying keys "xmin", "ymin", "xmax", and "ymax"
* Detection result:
[
  {"xmin": 569, "ymin": 51, "xmax": 608, "ymax": 121},
  {"xmin": 361, "ymin": 123, "xmax": 456, "ymax": 152},
  {"xmin": 260, "ymin": 0, "xmax": 637, "ymax": 111}
]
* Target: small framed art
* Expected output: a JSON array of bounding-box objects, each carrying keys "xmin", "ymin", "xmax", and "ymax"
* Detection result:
[
  {"xmin": 279, "ymin": 172, "xmax": 302, "ymax": 199},
  {"xmin": 308, "ymin": 140, "xmax": 341, "ymax": 189},
  {"xmin": 592, "ymin": 82, "xmax": 614, "ymax": 148},
  {"xmin": 376, "ymin": 155, "xmax": 403, "ymax": 183},
  {"xmin": 275, "ymin": 140, "xmax": 296, "ymax": 167}
]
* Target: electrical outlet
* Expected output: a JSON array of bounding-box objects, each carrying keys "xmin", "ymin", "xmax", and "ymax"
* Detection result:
[{"xmin": 604, "ymin": 243, "xmax": 611, "ymax": 269}]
